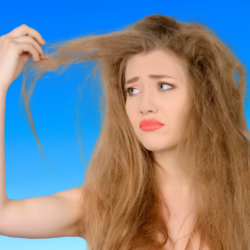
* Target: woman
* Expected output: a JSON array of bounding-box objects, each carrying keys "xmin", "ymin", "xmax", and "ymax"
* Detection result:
[{"xmin": 0, "ymin": 14, "xmax": 249, "ymax": 250}]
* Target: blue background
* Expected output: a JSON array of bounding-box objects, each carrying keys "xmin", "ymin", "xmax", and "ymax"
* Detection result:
[{"xmin": 0, "ymin": 0, "xmax": 249, "ymax": 249}]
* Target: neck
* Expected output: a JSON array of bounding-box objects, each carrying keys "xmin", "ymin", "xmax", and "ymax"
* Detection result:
[{"xmin": 153, "ymin": 148, "xmax": 190, "ymax": 191}]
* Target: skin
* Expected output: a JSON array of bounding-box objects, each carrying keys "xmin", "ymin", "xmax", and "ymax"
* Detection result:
[
  {"xmin": 125, "ymin": 48, "xmax": 199, "ymax": 249},
  {"xmin": 0, "ymin": 24, "xmax": 208, "ymax": 249},
  {"xmin": 125, "ymin": 48, "xmax": 190, "ymax": 188},
  {"xmin": 0, "ymin": 24, "xmax": 83, "ymax": 240}
]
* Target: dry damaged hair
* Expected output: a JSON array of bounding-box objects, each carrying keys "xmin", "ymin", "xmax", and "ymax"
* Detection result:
[{"xmin": 19, "ymin": 14, "xmax": 250, "ymax": 250}]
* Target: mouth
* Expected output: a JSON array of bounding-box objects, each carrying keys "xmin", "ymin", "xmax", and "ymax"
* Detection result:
[
  {"xmin": 139, "ymin": 119, "xmax": 164, "ymax": 128},
  {"xmin": 139, "ymin": 119, "xmax": 164, "ymax": 131},
  {"xmin": 141, "ymin": 124, "xmax": 164, "ymax": 131}
]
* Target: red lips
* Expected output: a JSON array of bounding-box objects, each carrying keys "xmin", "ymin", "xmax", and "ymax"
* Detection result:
[{"xmin": 139, "ymin": 119, "xmax": 164, "ymax": 127}]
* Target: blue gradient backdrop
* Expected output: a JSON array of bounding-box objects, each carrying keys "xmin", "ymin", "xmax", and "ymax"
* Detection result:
[{"xmin": 0, "ymin": 0, "xmax": 249, "ymax": 249}]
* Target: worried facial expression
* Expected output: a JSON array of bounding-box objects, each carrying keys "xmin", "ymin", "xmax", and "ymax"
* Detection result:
[{"xmin": 124, "ymin": 48, "xmax": 190, "ymax": 152}]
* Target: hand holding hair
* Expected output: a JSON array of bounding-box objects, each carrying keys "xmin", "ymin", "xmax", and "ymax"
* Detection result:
[{"xmin": 0, "ymin": 24, "xmax": 46, "ymax": 94}]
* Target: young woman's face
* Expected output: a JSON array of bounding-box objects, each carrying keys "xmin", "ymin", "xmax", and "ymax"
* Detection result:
[{"xmin": 125, "ymin": 48, "xmax": 190, "ymax": 152}]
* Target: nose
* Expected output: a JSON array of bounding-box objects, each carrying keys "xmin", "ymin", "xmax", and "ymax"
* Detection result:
[{"xmin": 139, "ymin": 88, "xmax": 158, "ymax": 115}]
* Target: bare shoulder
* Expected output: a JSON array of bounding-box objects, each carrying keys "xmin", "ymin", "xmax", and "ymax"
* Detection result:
[
  {"xmin": 55, "ymin": 186, "xmax": 84, "ymax": 203},
  {"xmin": 54, "ymin": 186, "xmax": 86, "ymax": 238}
]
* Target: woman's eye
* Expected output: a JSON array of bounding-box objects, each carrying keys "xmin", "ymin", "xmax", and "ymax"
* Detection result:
[
  {"xmin": 159, "ymin": 82, "xmax": 172, "ymax": 91},
  {"xmin": 125, "ymin": 82, "xmax": 173, "ymax": 96},
  {"xmin": 126, "ymin": 87, "xmax": 139, "ymax": 96}
]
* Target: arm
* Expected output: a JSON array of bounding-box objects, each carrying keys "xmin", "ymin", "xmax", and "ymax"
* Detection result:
[
  {"xmin": 0, "ymin": 91, "xmax": 85, "ymax": 239},
  {"xmin": 0, "ymin": 25, "xmax": 86, "ymax": 240},
  {"xmin": 0, "ymin": 90, "xmax": 8, "ymax": 213},
  {"xmin": 0, "ymin": 187, "xmax": 84, "ymax": 239}
]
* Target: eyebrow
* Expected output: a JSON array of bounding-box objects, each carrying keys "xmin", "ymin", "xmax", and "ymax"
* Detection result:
[{"xmin": 125, "ymin": 74, "xmax": 175, "ymax": 86}]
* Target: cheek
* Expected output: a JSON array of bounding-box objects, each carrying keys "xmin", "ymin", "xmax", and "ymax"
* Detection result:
[
  {"xmin": 125, "ymin": 103, "xmax": 134, "ymax": 123},
  {"xmin": 125, "ymin": 102, "xmax": 129, "ymax": 118},
  {"xmin": 161, "ymin": 99, "xmax": 187, "ymax": 127},
  {"xmin": 126, "ymin": 103, "xmax": 139, "ymax": 131}
]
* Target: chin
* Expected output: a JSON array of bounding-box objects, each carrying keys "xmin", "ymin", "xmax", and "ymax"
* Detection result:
[
  {"xmin": 140, "ymin": 141, "xmax": 170, "ymax": 152},
  {"xmin": 139, "ymin": 138, "xmax": 178, "ymax": 152}
]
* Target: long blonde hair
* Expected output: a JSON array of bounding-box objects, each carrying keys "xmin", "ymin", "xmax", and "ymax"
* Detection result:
[{"xmin": 20, "ymin": 14, "xmax": 250, "ymax": 250}]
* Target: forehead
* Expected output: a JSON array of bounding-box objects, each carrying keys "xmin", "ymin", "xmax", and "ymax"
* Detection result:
[{"xmin": 125, "ymin": 48, "xmax": 188, "ymax": 81}]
